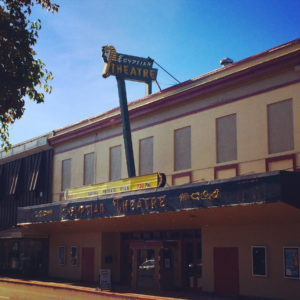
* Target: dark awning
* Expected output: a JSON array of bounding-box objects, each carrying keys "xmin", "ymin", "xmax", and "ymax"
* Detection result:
[{"xmin": 17, "ymin": 171, "xmax": 300, "ymax": 225}]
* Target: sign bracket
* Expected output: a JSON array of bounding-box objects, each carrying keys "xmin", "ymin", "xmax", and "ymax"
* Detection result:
[{"xmin": 116, "ymin": 76, "xmax": 136, "ymax": 177}]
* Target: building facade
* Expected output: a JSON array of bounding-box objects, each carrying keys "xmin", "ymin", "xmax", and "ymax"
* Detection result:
[
  {"xmin": 15, "ymin": 39, "xmax": 300, "ymax": 299},
  {"xmin": 0, "ymin": 135, "xmax": 53, "ymax": 277}
]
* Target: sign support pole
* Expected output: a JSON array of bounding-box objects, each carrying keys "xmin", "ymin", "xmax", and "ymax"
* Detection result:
[
  {"xmin": 116, "ymin": 76, "xmax": 136, "ymax": 178},
  {"xmin": 146, "ymin": 81, "xmax": 152, "ymax": 96}
]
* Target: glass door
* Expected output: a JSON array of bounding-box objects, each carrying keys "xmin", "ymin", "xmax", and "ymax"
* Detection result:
[
  {"xmin": 183, "ymin": 239, "xmax": 202, "ymax": 289},
  {"xmin": 136, "ymin": 248, "xmax": 156, "ymax": 289}
]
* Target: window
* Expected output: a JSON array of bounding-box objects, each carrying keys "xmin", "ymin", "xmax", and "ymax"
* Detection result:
[
  {"xmin": 84, "ymin": 153, "xmax": 95, "ymax": 186},
  {"xmin": 139, "ymin": 137, "xmax": 153, "ymax": 175},
  {"xmin": 174, "ymin": 126, "xmax": 191, "ymax": 171},
  {"xmin": 58, "ymin": 246, "xmax": 65, "ymax": 265},
  {"xmin": 71, "ymin": 246, "xmax": 78, "ymax": 266},
  {"xmin": 283, "ymin": 247, "xmax": 299, "ymax": 279},
  {"xmin": 110, "ymin": 145, "xmax": 121, "ymax": 181},
  {"xmin": 216, "ymin": 114, "xmax": 237, "ymax": 163},
  {"xmin": 252, "ymin": 246, "xmax": 267, "ymax": 276},
  {"xmin": 61, "ymin": 159, "xmax": 71, "ymax": 191},
  {"xmin": 268, "ymin": 99, "xmax": 294, "ymax": 154}
]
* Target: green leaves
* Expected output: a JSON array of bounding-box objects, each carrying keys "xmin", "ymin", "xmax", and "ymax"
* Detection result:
[{"xmin": 0, "ymin": 0, "xmax": 59, "ymax": 151}]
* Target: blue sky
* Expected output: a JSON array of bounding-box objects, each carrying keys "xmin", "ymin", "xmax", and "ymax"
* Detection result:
[{"xmin": 8, "ymin": 0, "xmax": 300, "ymax": 145}]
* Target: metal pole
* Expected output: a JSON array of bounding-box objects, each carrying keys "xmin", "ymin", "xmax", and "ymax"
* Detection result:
[
  {"xmin": 116, "ymin": 76, "xmax": 136, "ymax": 178},
  {"xmin": 145, "ymin": 81, "xmax": 152, "ymax": 96}
]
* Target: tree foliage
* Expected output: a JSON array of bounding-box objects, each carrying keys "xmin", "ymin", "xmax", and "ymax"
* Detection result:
[{"xmin": 0, "ymin": 0, "xmax": 59, "ymax": 151}]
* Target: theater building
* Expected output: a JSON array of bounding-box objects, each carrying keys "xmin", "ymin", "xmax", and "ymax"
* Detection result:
[{"xmin": 17, "ymin": 39, "xmax": 300, "ymax": 300}]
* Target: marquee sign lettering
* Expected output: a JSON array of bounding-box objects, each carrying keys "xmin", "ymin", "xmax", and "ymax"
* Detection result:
[
  {"xmin": 102, "ymin": 45, "xmax": 158, "ymax": 82},
  {"xmin": 64, "ymin": 173, "xmax": 166, "ymax": 201}
]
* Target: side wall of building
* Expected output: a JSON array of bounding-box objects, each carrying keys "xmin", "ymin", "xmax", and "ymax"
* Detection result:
[{"xmin": 203, "ymin": 223, "xmax": 300, "ymax": 300}]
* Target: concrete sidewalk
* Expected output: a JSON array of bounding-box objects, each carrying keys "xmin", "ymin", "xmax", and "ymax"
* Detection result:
[{"xmin": 0, "ymin": 277, "xmax": 267, "ymax": 300}]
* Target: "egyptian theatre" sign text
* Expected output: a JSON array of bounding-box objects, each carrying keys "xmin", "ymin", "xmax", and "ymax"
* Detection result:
[{"xmin": 102, "ymin": 45, "xmax": 158, "ymax": 82}]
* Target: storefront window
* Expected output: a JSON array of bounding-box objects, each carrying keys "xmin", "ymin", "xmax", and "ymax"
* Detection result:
[
  {"xmin": 58, "ymin": 246, "xmax": 65, "ymax": 265},
  {"xmin": 71, "ymin": 246, "xmax": 78, "ymax": 266},
  {"xmin": 252, "ymin": 246, "xmax": 267, "ymax": 276},
  {"xmin": 162, "ymin": 248, "xmax": 172, "ymax": 269}
]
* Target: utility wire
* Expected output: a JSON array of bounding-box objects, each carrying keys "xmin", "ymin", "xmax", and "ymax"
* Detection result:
[
  {"xmin": 155, "ymin": 80, "xmax": 162, "ymax": 91},
  {"xmin": 153, "ymin": 60, "xmax": 181, "ymax": 84}
]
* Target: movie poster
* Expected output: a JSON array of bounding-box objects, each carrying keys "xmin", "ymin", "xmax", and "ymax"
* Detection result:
[{"xmin": 284, "ymin": 248, "xmax": 299, "ymax": 278}]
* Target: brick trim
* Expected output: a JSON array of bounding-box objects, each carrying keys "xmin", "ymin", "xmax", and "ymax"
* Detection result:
[
  {"xmin": 265, "ymin": 154, "xmax": 296, "ymax": 172},
  {"xmin": 214, "ymin": 164, "xmax": 239, "ymax": 179},
  {"xmin": 172, "ymin": 171, "xmax": 192, "ymax": 185}
]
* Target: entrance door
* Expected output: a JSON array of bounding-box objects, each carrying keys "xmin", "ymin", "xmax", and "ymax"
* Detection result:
[
  {"xmin": 81, "ymin": 247, "xmax": 95, "ymax": 282},
  {"xmin": 130, "ymin": 241, "xmax": 176, "ymax": 290},
  {"xmin": 183, "ymin": 240, "xmax": 202, "ymax": 289},
  {"xmin": 136, "ymin": 248, "xmax": 156, "ymax": 289},
  {"xmin": 213, "ymin": 247, "xmax": 239, "ymax": 296}
]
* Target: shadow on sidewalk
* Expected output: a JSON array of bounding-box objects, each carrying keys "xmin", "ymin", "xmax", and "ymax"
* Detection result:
[{"xmin": 0, "ymin": 275, "xmax": 278, "ymax": 300}]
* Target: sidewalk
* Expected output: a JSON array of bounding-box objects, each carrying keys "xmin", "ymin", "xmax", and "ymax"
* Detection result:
[{"xmin": 0, "ymin": 276, "xmax": 267, "ymax": 300}]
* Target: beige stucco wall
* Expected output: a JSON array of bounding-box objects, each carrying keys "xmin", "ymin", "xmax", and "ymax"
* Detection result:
[
  {"xmin": 202, "ymin": 223, "xmax": 300, "ymax": 300},
  {"xmin": 48, "ymin": 231, "xmax": 102, "ymax": 282},
  {"xmin": 101, "ymin": 232, "xmax": 121, "ymax": 283},
  {"xmin": 52, "ymin": 78, "xmax": 300, "ymax": 201}
]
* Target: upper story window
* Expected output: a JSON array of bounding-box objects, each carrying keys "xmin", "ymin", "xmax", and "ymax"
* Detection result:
[
  {"xmin": 174, "ymin": 126, "xmax": 191, "ymax": 171},
  {"xmin": 268, "ymin": 99, "xmax": 294, "ymax": 154},
  {"xmin": 84, "ymin": 152, "xmax": 95, "ymax": 186},
  {"xmin": 61, "ymin": 158, "xmax": 71, "ymax": 191},
  {"xmin": 139, "ymin": 137, "xmax": 153, "ymax": 175},
  {"xmin": 216, "ymin": 114, "xmax": 237, "ymax": 163},
  {"xmin": 110, "ymin": 145, "xmax": 121, "ymax": 181}
]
